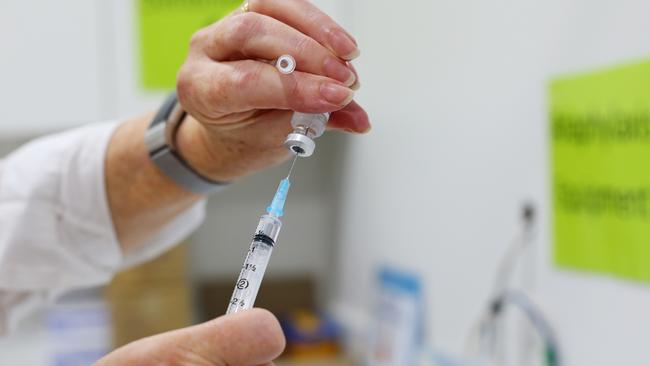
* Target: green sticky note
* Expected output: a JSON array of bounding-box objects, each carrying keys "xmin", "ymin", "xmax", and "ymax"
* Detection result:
[
  {"xmin": 550, "ymin": 58, "xmax": 650, "ymax": 283},
  {"xmin": 138, "ymin": 0, "xmax": 241, "ymax": 90}
]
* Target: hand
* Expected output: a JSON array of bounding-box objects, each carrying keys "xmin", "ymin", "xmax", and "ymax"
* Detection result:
[
  {"xmin": 94, "ymin": 309, "xmax": 285, "ymax": 366},
  {"xmin": 105, "ymin": 0, "xmax": 370, "ymax": 249},
  {"xmin": 175, "ymin": 0, "xmax": 371, "ymax": 182}
]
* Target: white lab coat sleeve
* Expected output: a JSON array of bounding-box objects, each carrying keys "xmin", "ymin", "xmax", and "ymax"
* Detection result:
[{"xmin": 0, "ymin": 121, "xmax": 206, "ymax": 333}]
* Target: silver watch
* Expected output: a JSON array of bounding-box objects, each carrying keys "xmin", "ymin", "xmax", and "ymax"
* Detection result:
[{"xmin": 145, "ymin": 92, "xmax": 228, "ymax": 195}]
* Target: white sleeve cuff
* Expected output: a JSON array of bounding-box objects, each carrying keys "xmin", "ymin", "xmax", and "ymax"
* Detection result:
[{"xmin": 0, "ymin": 121, "xmax": 206, "ymax": 294}]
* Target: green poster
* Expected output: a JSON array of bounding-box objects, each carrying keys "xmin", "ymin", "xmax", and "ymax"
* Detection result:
[
  {"xmin": 551, "ymin": 58, "xmax": 650, "ymax": 283},
  {"xmin": 138, "ymin": 0, "xmax": 241, "ymax": 90}
]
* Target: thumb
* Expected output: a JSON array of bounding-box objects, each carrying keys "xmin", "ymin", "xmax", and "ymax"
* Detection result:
[
  {"xmin": 94, "ymin": 309, "xmax": 286, "ymax": 366},
  {"xmin": 194, "ymin": 308, "xmax": 286, "ymax": 365}
]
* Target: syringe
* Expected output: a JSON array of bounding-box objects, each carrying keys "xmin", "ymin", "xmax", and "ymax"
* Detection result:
[
  {"xmin": 226, "ymin": 112, "xmax": 329, "ymax": 314},
  {"xmin": 226, "ymin": 54, "xmax": 331, "ymax": 314},
  {"xmin": 226, "ymin": 159, "xmax": 295, "ymax": 314}
]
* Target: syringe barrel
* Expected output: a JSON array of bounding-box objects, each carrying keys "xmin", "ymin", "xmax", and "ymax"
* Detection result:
[{"xmin": 227, "ymin": 214, "xmax": 282, "ymax": 314}]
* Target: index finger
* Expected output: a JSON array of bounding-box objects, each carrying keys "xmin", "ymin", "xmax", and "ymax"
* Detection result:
[{"xmin": 244, "ymin": 0, "xmax": 360, "ymax": 61}]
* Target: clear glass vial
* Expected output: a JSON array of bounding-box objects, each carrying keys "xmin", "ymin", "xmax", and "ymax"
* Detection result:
[{"xmin": 284, "ymin": 112, "xmax": 330, "ymax": 157}]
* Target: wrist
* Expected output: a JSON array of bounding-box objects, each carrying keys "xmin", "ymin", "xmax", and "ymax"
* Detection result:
[{"xmin": 175, "ymin": 116, "xmax": 240, "ymax": 182}]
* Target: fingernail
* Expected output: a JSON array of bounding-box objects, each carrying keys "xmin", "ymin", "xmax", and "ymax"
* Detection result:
[
  {"xmin": 344, "ymin": 30, "xmax": 358, "ymax": 46},
  {"xmin": 329, "ymin": 29, "xmax": 360, "ymax": 61},
  {"xmin": 324, "ymin": 58, "xmax": 356, "ymax": 86},
  {"xmin": 343, "ymin": 49, "xmax": 361, "ymax": 61},
  {"xmin": 344, "ymin": 124, "xmax": 371, "ymax": 134},
  {"xmin": 320, "ymin": 83, "xmax": 354, "ymax": 106},
  {"xmin": 348, "ymin": 62, "xmax": 361, "ymax": 90}
]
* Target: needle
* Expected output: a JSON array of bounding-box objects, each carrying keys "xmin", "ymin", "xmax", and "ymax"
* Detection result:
[{"xmin": 286, "ymin": 154, "xmax": 299, "ymax": 179}]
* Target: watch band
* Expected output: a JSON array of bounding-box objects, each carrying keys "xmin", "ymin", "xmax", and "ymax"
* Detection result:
[{"xmin": 145, "ymin": 92, "xmax": 228, "ymax": 195}]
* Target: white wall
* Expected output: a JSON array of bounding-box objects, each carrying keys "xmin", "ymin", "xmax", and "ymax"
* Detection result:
[
  {"xmin": 0, "ymin": 1, "xmax": 107, "ymax": 137},
  {"xmin": 335, "ymin": 1, "xmax": 650, "ymax": 365}
]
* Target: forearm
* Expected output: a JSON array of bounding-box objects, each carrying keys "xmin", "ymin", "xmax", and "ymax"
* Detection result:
[
  {"xmin": 105, "ymin": 113, "xmax": 203, "ymax": 253},
  {"xmin": 105, "ymin": 110, "xmax": 285, "ymax": 253}
]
